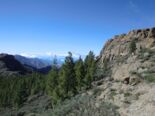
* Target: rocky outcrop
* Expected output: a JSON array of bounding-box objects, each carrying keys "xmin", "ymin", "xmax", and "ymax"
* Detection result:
[
  {"xmin": 97, "ymin": 27, "xmax": 155, "ymax": 81},
  {"xmin": 99, "ymin": 27, "xmax": 155, "ymax": 63}
]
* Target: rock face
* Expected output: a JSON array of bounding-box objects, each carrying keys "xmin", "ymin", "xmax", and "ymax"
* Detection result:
[
  {"xmin": 99, "ymin": 27, "xmax": 155, "ymax": 64},
  {"xmin": 0, "ymin": 53, "xmax": 29, "ymax": 76},
  {"xmin": 97, "ymin": 27, "xmax": 155, "ymax": 81}
]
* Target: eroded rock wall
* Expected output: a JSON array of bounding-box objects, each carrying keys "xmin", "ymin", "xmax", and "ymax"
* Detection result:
[{"xmin": 98, "ymin": 27, "xmax": 155, "ymax": 81}]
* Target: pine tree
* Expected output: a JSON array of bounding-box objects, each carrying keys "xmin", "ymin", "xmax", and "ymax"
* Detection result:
[
  {"xmin": 46, "ymin": 57, "xmax": 59, "ymax": 96},
  {"xmin": 74, "ymin": 57, "xmax": 85, "ymax": 91},
  {"xmin": 84, "ymin": 51, "xmax": 96, "ymax": 88},
  {"xmin": 59, "ymin": 52, "xmax": 77, "ymax": 97}
]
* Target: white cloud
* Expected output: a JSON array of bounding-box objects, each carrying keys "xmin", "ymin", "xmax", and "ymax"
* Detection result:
[
  {"xmin": 20, "ymin": 53, "xmax": 37, "ymax": 58},
  {"xmin": 44, "ymin": 52, "xmax": 68, "ymax": 57}
]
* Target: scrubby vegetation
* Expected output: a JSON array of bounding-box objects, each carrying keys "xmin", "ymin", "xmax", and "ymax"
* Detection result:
[
  {"xmin": 142, "ymin": 72, "xmax": 155, "ymax": 83},
  {"xmin": 50, "ymin": 94, "xmax": 120, "ymax": 116},
  {"xmin": 131, "ymin": 69, "xmax": 155, "ymax": 83},
  {"xmin": 96, "ymin": 58, "xmax": 112, "ymax": 80}
]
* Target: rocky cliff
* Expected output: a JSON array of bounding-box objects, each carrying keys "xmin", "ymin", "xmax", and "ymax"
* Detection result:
[
  {"xmin": 97, "ymin": 27, "xmax": 155, "ymax": 82},
  {"xmin": 93, "ymin": 27, "xmax": 155, "ymax": 116}
]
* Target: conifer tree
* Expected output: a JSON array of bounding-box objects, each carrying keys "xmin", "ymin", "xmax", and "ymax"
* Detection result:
[
  {"xmin": 84, "ymin": 51, "xmax": 96, "ymax": 88},
  {"xmin": 46, "ymin": 57, "xmax": 59, "ymax": 97},
  {"xmin": 59, "ymin": 52, "xmax": 77, "ymax": 97},
  {"xmin": 74, "ymin": 56, "xmax": 85, "ymax": 91}
]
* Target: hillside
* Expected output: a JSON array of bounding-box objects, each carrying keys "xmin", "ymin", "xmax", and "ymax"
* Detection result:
[
  {"xmin": 0, "ymin": 53, "xmax": 51, "ymax": 76},
  {"xmin": 15, "ymin": 55, "xmax": 51, "ymax": 73},
  {"xmin": 95, "ymin": 27, "xmax": 155, "ymax": 115},
  {"xmin": 47, "ymin": 27, "xmax": 155, "ymax": 116},
  {"xmin": 1, "ymin": 27, "xmax": 155, "ymax": 116},
  {"xmin": 0, "ymin": 54, "xmax": 29, "ymax": 76}
]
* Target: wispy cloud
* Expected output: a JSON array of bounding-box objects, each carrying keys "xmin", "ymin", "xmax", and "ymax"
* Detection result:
[
  {"xmin": 129, "ymin": 1, "xmax": 140, "ymax": 14},
  {"xmin": 45, "ymin": 52, "xmax": 82, "ymax": 58},
  {"xmin": 19, "ymin": 52, "xmax": 83, "ymax": 58},
  {"xmin": 19, "ymin": 53, "xmax": 37, "ymax": 58},
  {"xmin": 128, "ymin": 0, "xmax": 155, "ymax": 27}
]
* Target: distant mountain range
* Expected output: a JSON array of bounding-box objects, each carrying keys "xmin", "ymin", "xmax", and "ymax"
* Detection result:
[
  {"xmin": 15, "ymin": 55, "xmax": 51, "ymax": 69},
  {"xmin": 0, "ymin": 53, "xmax": 52, "ymax": 76},
  {"xmin": 15, "ymin": 54, "xmax": 74, "ymax": 68},
  {"xmin": 0, "ymin": 53, "xmax": 84, "ymax": 76},
  {"xmin": 14, "ymin": 55, "xmax": 52, "ymax": 74},
  {"xmin": 18, "ymin": 52, "xmax": 84, "ymax": 65},
  {"xmin": 0, "ymin": 54, "xmax": 30, "ymax": 76}
]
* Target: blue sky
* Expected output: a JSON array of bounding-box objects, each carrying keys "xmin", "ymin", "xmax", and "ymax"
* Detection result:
[{"xmin": 0, "ymin": 0, "xmax": 155, "ymax": 56}]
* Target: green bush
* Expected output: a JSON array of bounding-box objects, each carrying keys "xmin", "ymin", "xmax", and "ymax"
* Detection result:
[
  {"xmin": 132, "ymin": 70, "xmax": 155, "ymax": 83},
  {"xmin": 124, "ymin": 92, "xmax": 132, "ymax": 97},
  {"xmin": 92, "ymin": 87, "xmax": 102, "ymax": 97},
  {"xmin": 143, "ymin": 74, "xmax": 155, "ymax": 83},
  {"xmin": 129, "ymin": 39, "xmax": 136, "ymax": 53},
  {"xmin": 95, "ymin": 58, "xmax": 112, "ymax": 80}
]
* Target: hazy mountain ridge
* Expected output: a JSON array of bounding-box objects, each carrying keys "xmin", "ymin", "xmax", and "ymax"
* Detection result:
[
  {"xmin": 0, "ymin": 53, "xmax": 30, "ymax": 76},
  {"xmin": 15, "ymin": 55, "xmax": 51, "ymax": 69},
  {"xmin": 16, "ymin": 53, "xmax": 83, "ymax": 67},
  {"xmin": 0, "ymin": 54, "xmax": 51, "ymax": 76}
]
